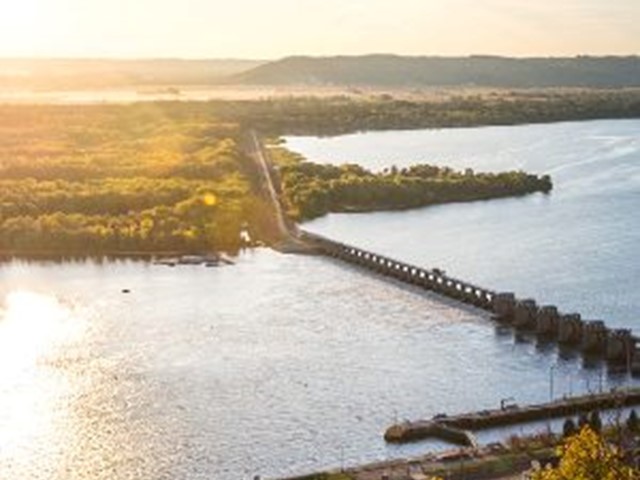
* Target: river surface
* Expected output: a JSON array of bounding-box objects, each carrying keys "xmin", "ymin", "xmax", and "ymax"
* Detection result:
[
  {"xmin": 288, "ymin": 119, "xmax": 640, "ymax": 332},
  {"xmin": 0, "ymin": 120, "xmax": 638, "ymax": 479}
]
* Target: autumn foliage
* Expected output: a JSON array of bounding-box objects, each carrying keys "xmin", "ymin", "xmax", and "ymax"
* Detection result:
[
  {"xmin": 532, "ymin": 426, "xmax": 638, "ymax": 480},
  {"xmin": 0, "ymin": 104, "xmax": 267, "ymax": 254}
]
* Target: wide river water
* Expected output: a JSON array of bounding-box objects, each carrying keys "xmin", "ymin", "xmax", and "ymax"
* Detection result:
[{"xmin": 0, "ymin": 120, "xmax": 638, "ymax": 479}]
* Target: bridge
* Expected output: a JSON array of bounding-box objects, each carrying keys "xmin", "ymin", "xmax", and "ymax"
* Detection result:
[
  {"xmin": 298, "ymin": 230, "xmax": 638, "ymax": 368},
  {"xmin": 247, "ymin": 131, "xmax": 639, "ymax": 371},
  {"xmin": 299, "ymin": 230, "xmax": 495, "ymax": 310}
]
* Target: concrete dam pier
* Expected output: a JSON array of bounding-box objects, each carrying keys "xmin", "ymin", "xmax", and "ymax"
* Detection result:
[
  {"xmin": 493, "ymin": 293, "xmax": 637, "ymax": 366},
  {"xmin": 299, "ymin": 231, "xmax": 639, "ymax": 368}
]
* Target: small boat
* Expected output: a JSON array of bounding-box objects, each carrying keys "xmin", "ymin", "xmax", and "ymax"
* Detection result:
[
  {"xmin": 178, "ymin": 255, "xmax": 205, "ymax": 265},
  {"xmin": 154, "ymin": 258, "xmax": 178, "ymax": 267}
]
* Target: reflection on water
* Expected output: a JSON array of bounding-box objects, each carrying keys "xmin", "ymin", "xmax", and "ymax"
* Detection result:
[
  {"xmin": 0, "ymin": 252, "xmax": 637, "ymax": 480},
  {"xmin": 0, "ymin": 290, "xmax": 85, "ymax": 478},
  {"xmin": 0, "ymin": 291, "xmax": 84, "ymax": 373}
]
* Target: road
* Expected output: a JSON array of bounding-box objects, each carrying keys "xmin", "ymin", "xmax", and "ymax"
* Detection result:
[{"xmin": 246, "ymin": 130, "xmax": 313, "ymax": 253}]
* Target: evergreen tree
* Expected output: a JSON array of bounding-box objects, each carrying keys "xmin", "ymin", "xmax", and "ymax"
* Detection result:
[
  {"xmin": 627, "ymin": 410, "xmax": 639, "ymax": 432},
  {"xmin": 578, "ymin": 413, "xmax": 590, "ymax": 430},
  {"xmin": 589, "ymin": 411, "xmax": 602, "ymax": 433},
  {"xmin": 563, "ymin": 418, "xmax": 577, "ymax": 438}
]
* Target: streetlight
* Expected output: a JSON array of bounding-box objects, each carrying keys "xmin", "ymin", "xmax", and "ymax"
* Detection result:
[
  {"xmin": 549, "ymin": 363, "xmax": 557, "ymax": 403},
  {"xmin": 546, "ymin": 363, "xmax": 558, "ymax": 435},
  {"xmin": 599, "ymin": 368, "xmax": 604, "ymax": 394},
  {"xmin": 568, "ymin": 373, "xmax": 573, "ymax": 398},
  {"xmin": 500, "ymin": 397, "xmax": 515, "ymax": 410}
]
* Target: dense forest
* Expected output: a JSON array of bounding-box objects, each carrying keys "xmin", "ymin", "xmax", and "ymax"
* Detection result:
[
  {"xmin": 0, "ymin": 104, "xmax": 271, "ymax": 255},
  {"xmin": 220, "ymin": 90, "xmax": 640, "ymax": 135},
  {"xmin": 270, "ymin": 147, "xmax": 552, "ymax": 221}
]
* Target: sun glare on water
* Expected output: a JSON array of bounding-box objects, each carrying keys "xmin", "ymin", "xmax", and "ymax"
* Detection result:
[
  {"xmin": 0, "ymin": 290, "xmax": 84, "ymax": 373},
  {"xmin": 0, "ymin": 290, "xmax": 86, "ymax": 464}
]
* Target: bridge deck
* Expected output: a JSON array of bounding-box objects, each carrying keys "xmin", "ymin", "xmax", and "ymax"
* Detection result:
[{"xmin": 299, "ymin": 230, "xmax": 496, "ymax": 310}]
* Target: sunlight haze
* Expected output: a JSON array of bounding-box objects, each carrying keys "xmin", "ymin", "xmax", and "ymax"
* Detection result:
[{"xmin": 0, "ymin": 0, "xmax": 638, "ymax": 58}]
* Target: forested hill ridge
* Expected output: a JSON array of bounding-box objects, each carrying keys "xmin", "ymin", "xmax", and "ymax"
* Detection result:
[
  {"xmin": 231, "ymin": 55, "xmax": 640, "ymax": 88},
  {"xmin": 4, "ymin": 56, "xmax": 640, "ymax": 90}
]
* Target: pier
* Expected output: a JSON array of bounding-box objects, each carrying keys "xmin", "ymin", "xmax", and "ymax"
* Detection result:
[{"xmin": 385, "ymin": 387, "xmax": 640, "ymax": 444}]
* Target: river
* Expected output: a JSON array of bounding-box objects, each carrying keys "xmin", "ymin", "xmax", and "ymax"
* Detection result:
[
  {"xmin": 0, "ymin": 119, "xmax": 638, "ymax": 479},
  {"xmin": 288, "ymin": 119, "xmax": 640, "ymax": 331}
]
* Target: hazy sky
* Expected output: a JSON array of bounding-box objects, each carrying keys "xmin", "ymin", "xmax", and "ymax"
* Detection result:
[{"xmin": 1, "ymin": 0, "xmax": 639, "ymax": 58}]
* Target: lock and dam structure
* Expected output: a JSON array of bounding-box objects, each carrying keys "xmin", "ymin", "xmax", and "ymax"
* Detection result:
[
  {"xmin": 249, "ymin": 132, "xmax": 640, "ymax": 479},
  {"xmin": 297, "ymin": 230, "xmax": 639, "ymax": 369}
]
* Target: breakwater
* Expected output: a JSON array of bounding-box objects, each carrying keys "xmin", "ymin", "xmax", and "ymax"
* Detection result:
[
  {"xmin": 385, "ymin": 387, "xmax": 640, "ymax": 444},
  {"xmin": 299, "ymin": 230, "xmax": 639, "ymax": 368}
]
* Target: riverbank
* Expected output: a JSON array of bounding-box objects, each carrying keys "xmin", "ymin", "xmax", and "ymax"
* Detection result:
[
  {"xmin": 279, "ymin": 443, "xmax": 554, "ymax": 480},
  {"xmin": 281, "ymin": 388, "xmax": 640, "ymax": 480},
  {"xmin": 0, "ymin": 249, "xmax": 245, "ymax": 263}
]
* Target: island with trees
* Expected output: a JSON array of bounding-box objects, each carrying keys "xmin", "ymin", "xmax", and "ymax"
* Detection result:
[{"xmin": 270, "ymin": 146, "xmax": 552, "ymax": 221}]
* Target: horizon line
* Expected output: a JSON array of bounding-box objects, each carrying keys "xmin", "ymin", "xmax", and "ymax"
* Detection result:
[{"xmin": 1, "ymin": 53, "xmax": 640, "ymax": 62}]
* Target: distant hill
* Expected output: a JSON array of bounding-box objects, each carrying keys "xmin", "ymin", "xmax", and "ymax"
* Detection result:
[
  {"xmin": 231, "ymin": 55, "xmax": 640, "ymax": 88},
  {"xmin": 0, "ymin": 59, "xmax": 265, "ymax": 90}
]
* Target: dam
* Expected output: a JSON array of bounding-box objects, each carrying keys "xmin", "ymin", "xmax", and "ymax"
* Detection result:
[{"xmin": 298, "ymin": 230, "xmax": 639, "ymax": 369}]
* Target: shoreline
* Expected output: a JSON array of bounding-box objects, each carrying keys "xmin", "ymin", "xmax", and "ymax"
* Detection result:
[
  {"xmin": 278, "ymin": 443, "xmax": 555, "ymax": 480},
  {"xmin": 0, "ymin": 248, "xmax": 249, "ymax": 263},
  {"xmin": 298, "ymin": 189, "xmax": 551, "ymax": 222}
]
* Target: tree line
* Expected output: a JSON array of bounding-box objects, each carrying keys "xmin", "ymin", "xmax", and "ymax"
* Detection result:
[
  {"xmin": 212, "ymin": 90, "xmax": 640, "ymax": 136},
  {"xmin": 270, "ymin": 147, "xmax": 552, "ymax": 221}
]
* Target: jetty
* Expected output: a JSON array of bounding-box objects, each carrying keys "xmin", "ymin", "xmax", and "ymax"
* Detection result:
[{"xmin": 384, "ymin": 387, "xmax": 640, "ymax": 444}]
